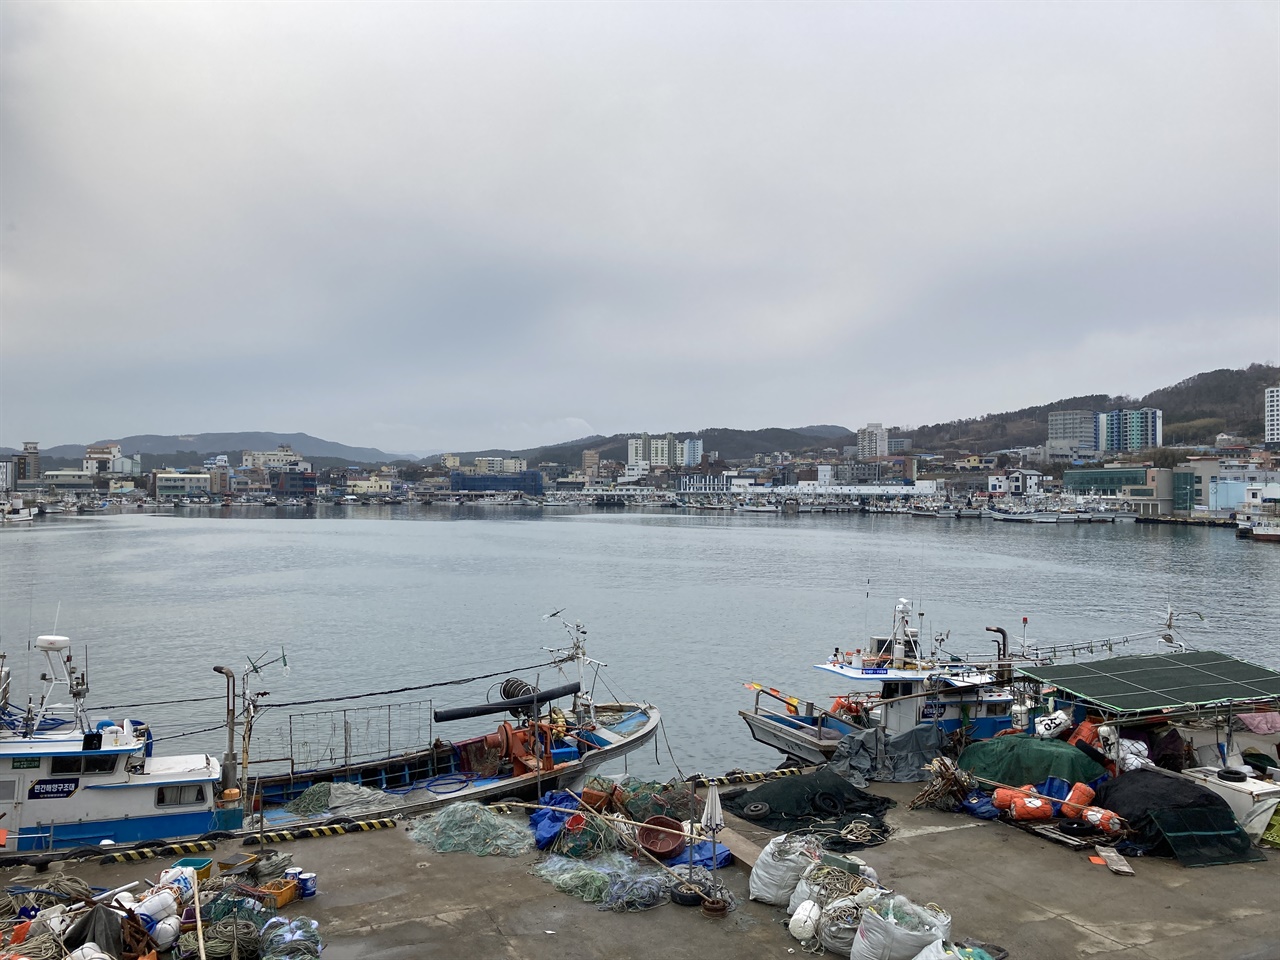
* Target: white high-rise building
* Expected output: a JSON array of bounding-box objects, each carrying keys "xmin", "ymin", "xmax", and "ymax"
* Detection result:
[
  {"xmin": 857, "ymin": 423, "xmax": 888, "ymax": 459},
  {"xmin": 627, "ymin": 433, "xmax": 677, "ymax": 467},
  {"xmin": 677, "ymin": 438, "xmax": 703, "ymax": 466},
  {"xmin": 1266, "ymin": 385, "xmax": 1280, "ymax": 446}
]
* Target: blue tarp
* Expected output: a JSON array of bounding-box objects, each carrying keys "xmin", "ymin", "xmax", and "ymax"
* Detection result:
[
  {"xmin": 961, "ymin": 790, "xmax": 1000, "ymax": 820},
  {"xmin": 529, "ymin": 790, "xmax": 580, "ymax": 849},
  {"xmin": 662, "ymin": 840, "xmax": 733, "ymax": 870}
]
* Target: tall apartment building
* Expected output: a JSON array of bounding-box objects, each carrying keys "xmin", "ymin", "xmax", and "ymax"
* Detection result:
[
  {"xmin": 14, "ymin": 442, "xmax": 40, "ymax": 482},
  {"xmin": 582, "ymin": 449, "xmax": 600, "ymax": 477},
  {"xmin": 1100, "ymin": 408, "xmax": 1163, "ymax": 452},
  {"xmin": 474, "ymin": 457, "xmax": 505, "ymax": 474},
  {"xmin": 627, "ymin": 432, "xmax": 696, "ymax": 468},
  {"xmin": 1048, "ymin": 410, "xmax": 1100, "ymax": 459},
  {"xmin": 857, "ymin": 423, "xmax": 888, "ymax": 459},
  {"xmin": 1266, "ymin": 385, "xmax": 1280, "ymax": 447},
  {"xmin": 678, "ymin": 438, "xmax": 703, "ymax": 466}
]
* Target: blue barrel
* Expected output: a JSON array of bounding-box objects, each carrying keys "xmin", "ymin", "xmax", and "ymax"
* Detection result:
[{"xmin": 299, "ymin": 872, "xmax": 317, "ymax": 898}]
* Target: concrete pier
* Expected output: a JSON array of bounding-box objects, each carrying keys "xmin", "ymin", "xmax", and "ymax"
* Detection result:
[{"xmin": 4, "ymin": 780, "xmax": 1277, "ymax": 959}]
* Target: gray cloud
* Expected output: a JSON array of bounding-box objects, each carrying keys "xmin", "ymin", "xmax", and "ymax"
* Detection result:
[{"xmin": 2, "ymin": 1, "xmax": 1276, "ymax": 453}]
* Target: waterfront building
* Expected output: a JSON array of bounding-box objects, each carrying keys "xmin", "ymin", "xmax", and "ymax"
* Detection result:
[
  {"xmin": 1063, "ymin": 465, "xmax": 1172, "ymax": 517},
  {"xmin": 887, "ymin": 437, "xmax": 913, "ymax": 454},
  {"xmin": 1100, "ymin": 407, "xmax": 1163, "ymax": 452},
  {"xmin": 241, "ymin": 445, "xmax": 312, "ymax": 472},
  {"xmin": 450, "ymin": 470, "xmax": 544, "ymax": 496},
  {"xmin": 1172, "ymin": 457, "xmax": 1280, "ymax": 515},
  {"xmin": 857, "ymin": 424, "xmax": 888, "ymax": 459},
  {"xmin": 154, "ymin": 471, "xmax": 212, "ymax": 498},
  {"xmin": 581, "ymin": 450, "xmax": 600, "ymax": 477},
  {"xmin": 1266, "ymin": 385, "xmax": 1280, "ymax": 448},
  {"xmin": 272, "ymin": 463, "xmax": 318, "ymax": 498},
  {"xmin": 474, "ymin": 457, "xmax": 505, "ymax": 474},
  {"xmin": 85, "ymin": 444, "xmax": 141, "ymax": 476},
  {"xmin": 40, "ymin": 469, "xmax": 95, "ymax": 493},
  {"xmin": 0, "ymin": 460, "xmax": 11, "ymax": 493},
  {"xmin": 678, "ymin": 472, "xmax": 738, "ymax": 495},
  {"xmin": 986, "ymin": 469, "xmax": 1042, "ymax": 496}
]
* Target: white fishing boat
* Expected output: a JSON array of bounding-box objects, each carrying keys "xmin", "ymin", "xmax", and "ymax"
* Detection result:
[
  {"xmin": 0, "ymin": 636, "xmax": 232, "ymax": 852},
  {"xmin": 737, "ymin": 500, "xmax": 781, "ymax": 513},
  {"xmin": 1, "ymin": 502, "xmax": 35, "ymax": 523}
]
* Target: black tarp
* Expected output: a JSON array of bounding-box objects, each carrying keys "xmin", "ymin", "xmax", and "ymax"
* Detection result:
[
  {"xmin": 1094, "ymin": 768, "xmax": 1262, "ymax": 865},
  {"xmin": 721, "ymin": 768, "xmax": 894, "ymax": 850}
]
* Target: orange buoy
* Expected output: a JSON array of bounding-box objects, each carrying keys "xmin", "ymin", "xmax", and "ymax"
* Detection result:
[
  {"xmin": 1060, "ymin": 782, "xmax": 1096, "ymax": 819},
  {"xmin": 1010, "ymin": 795, "xmax": 1054, "ymax": 820}
]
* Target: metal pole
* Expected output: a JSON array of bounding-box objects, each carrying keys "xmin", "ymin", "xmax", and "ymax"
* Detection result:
[{"xmin": 213, "ymin": 667, "xmax": 236, "ymax": 790}]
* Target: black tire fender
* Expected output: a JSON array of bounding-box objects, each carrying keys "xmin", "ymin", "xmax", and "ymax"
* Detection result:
[
  {"xmin": 741, "ymin": 801, "xmax": 771, "ymax": 821},
  {"xmin": 812, "ymin": 791, "xmax": 843, "ymax": 817}
]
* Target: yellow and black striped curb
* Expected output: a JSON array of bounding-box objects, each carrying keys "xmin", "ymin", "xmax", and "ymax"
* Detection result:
[
  {"xmin": 242, "ymin": 818, "xmax": 398, "ymax": 846},
  {"xmin": 98, "ymin": 839, "xmax": 216, "ymax": 865}
]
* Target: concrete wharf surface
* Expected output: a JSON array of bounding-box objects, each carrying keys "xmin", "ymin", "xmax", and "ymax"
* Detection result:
[{"xmin": 3, "ymin": 779, "xmax": 1277, "ymax": 960}]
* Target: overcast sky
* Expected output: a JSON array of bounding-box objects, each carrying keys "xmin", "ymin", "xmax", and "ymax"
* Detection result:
[{"xmin": 2, "ymin": 2, "xmax": 1276, "ymax": 456}]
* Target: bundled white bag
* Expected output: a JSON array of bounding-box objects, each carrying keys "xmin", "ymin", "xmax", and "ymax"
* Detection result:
[
  {"xmin": 787, "ymin": 862, "xmax": 821, "ymax": 915},
  {"xmin": 748, "ymin": 834, "xmax": 815, "ymax": 905},
  {"xmin": 850, "ymin": 894, "xmax": 951, "ymax": 960},
  {"xmin": 816, "ymin": 895, "xmax": 862, "ymax": 956}
]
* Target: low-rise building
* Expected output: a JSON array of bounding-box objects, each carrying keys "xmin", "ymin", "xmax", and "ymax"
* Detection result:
[
  {"xmin": 41, "ymin": 469, "xmax": 96, "ymax": 493},
  {"xmin": 450, "ymin": 471, "xmax": 544, "ymax": 496},
  {"xmin": 154, "ymin": 471, "xmax": 212, "ymax": 498}
]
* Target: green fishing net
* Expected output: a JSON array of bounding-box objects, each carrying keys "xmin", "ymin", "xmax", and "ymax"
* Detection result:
[{"xmin": 409, "ymin": 801, "xmax": 535, "ymax": 857}]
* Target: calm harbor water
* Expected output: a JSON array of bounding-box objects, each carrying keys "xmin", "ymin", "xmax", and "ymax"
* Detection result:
[{"xmin": 2, "ymin": 506, "xmax": 1277, "ymax": 780}]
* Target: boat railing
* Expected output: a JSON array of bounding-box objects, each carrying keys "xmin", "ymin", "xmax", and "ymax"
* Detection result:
[{"xmin": 748, "ymin": 685, "xmax": 846, "ymax": 742}]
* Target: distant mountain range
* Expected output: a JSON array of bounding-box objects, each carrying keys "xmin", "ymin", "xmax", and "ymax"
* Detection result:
[
  {"xmin": 5, "ymin": 365, "xmax": 1275, "ymax": 468},
  {"xmin": 1, "ymin": 432, "xmax": 408, "ymax": 463}
]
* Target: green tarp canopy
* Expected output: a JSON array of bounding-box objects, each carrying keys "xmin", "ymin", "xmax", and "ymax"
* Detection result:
[
  {"xmin": 1018, "ymin": 650, "xmax": 1280, "ymax": 720},
  {"xmin": 958, "ymin": 735, "xmax": 1106, "ymax": 788}
]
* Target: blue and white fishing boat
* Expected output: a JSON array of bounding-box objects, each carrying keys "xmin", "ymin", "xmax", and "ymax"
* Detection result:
[
  {"xmin": 0, "ymin": 636, "xmax": 238, "ymax": 852},
  {"xmin": 740, "ymin": 600, "xmax": 1015, "ymax": 765},
  {"xmin": 1, "ymin": 615, "xmax": 661, "ymax": 854}
]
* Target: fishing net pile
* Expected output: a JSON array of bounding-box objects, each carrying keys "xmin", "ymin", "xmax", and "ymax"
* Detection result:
[
  {"xmin": 410, "ymin": 801, "xmax": 535, "ymax": 857},
  {"xmin": 531, "ymin": 852, "xmax": 670, "ymax": 912},
  {"xmin": 721, "ymin": 768, "xmax": 894, "ymax": 848},
  {"xmin": 284, "ymin": 782, "xmax": 332, "ymax": 816},
  {"xmin": 260, "ymin": 915, "xmax": 324, "ymax": 959}
]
